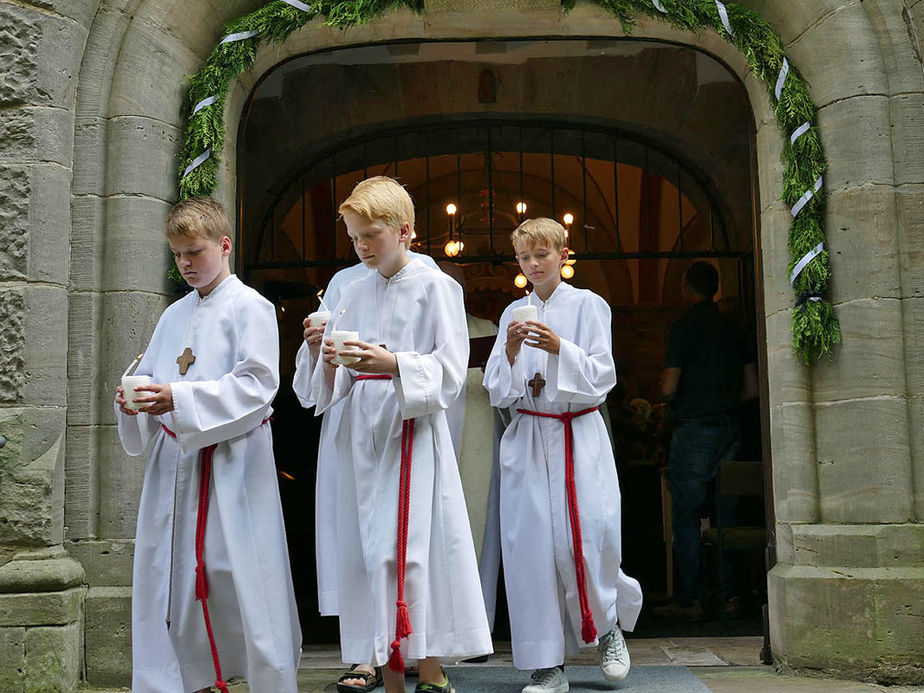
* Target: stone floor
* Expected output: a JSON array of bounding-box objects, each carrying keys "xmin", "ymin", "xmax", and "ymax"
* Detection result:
[{"xmin": 81, "ymin": 638, "xmax": 924, "ymax": 692}]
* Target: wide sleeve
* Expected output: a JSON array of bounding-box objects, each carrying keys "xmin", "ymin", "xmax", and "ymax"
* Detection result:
[
  {"xmin": 482, "ymin": 305, "xmax": 527, "ymax": 409},
  {"xmin": 114, "ymin": 339, "xmax": 161, "ymax": 456},
  {"xmin": 545, "ymin": 294, "xmax": 617, "ymax": 405},
  {"xmin": 392, "ymin": 277, "xmax": 468, "ymax": 420},
  {"xmin": 292, "ymin": 340, "xmax": 318, "ymax": 408},
  {"xmin": 167, "ymin": 295, "xmax": 279, "ymax": 453}
]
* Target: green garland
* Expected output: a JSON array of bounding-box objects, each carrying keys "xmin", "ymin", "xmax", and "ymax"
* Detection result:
[{"xmin": 175, "ymin": 0, "xmax": 840, "ymax": 364}]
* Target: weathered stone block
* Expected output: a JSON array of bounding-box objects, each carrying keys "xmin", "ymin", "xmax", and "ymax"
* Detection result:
[
  {"xmin": 0, "ymin": 106, "xmax": 74, "ymax": 167},
  {"xmin": 896, "ymin": 185, "xmax": 924, "ymax": 298},
  {"xmin": 64, "ymin": 424, "xmax": 99, "ymax": 540},
  {"xmin": 754, "ymin": 120, "xmax": 785, "ymax": 215},
  {"xmin": 108, "ymin": 13, "xmax": 203, "ymax": 126},
  {"xmin": 85, "ymin": 586, "xmax": 132, "ymax": 688},
  {"xmin": 736, "ymin": 0, "xmax": 846, "ymax": 46},
  {"xmin": 67, "ymin": 540, "xmax": 133, "ymax": 588},
  {"xmin": 0, "ymin": 626, "xmax": 26, "ymax": 693},
  {"xmin": 24, "ymin": 621, "xmax": 82, "ymax": 693},
  {"xmin": 769, "ymin": 563, "xmax": 924, "ymax": 684},
  {"xmin": 0, "ymin": 289, "xmax": 26, "ymax": 402},
  {"xmin": 0, "ymin": 588, "xmax": 83, "ymax": 627},
  {"xmin": 786, "ymin": 523, "xmax": 924, "ymax": 569},
  {"xmin": 811, "ymin": 297, "xmax": 906, "ymax": 401},
  {"xmin": 0, "ymin": 165, "xmax": 30, "ymax": 281},
  {"xmin": 890, "ymin": 94, "xmax": 924, "ymax": 186},
  {"xmin": 788, "ymin": 3, "xmax": 890, "ymax": 108},
  {"xmin": 863, "ymin": 0, "xmax": 924, "ymax": 95},
  {"xmin": 757, "ymin": 202, "xmax": 794, "ymax": 318},
  {"xmin": 73, "ymin": 118, "xmax": 106, "ymax": 198},
  {"xmin": 21, "ymin": 285, "xmax": 68, "ymax": 407},
  {"xmin": 0, "ymin": 551, "xmax": 84, "ymax": 594},
  {"xmin": 0, "ymin": 6, "xmax": 40, "ymax": 107},
  {"xmin": 21, "ymin": 0, "xmax": 98, "ymax": 27},
  {"xmin": 770, "ymin": 401, "xmax": 818, "ymax": 523},
  {"xmin": 815, "ymin": 394, "xmax": 913, "ymax": 523},
  {"xmin": 66, "ymin": 292, "xmax": 102, "ymax": 427},
  {"xmin": 906, "ymin": 395, "xmax": 924, "ymax": 520},
  {"xmin": 105, "ymin": 116, "xmax": 181, "ymax": 202},
  {"xmin": 101, "ymin": 195, "xmax": 173, "ymax": 294},
  {"xmin": 764, "ymin": 309, "xmax": 810, "ymax": 408},
  {"xmin": 96, "ymin": 426, "xmax": 145, "ymax": 540},
  {"xmin": 817, "ymin": 95, "xmax": 893, "ymax": 191},
  {"xmin": 27, "ymin": 163, "xmax": 71, "ymax": 285}
]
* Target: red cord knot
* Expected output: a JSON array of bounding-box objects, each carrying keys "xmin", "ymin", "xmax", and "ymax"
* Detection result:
[
  {"xmin": 395, "ymin": 600, "xmax": 412, "ymax": 639},
  {"xmin": 215, "ymin": 679, "xmax": 230, "ymax": 693},
  {"xmin": 388, "ymin": 639, "xmax": 405, "ymax": 673},
  {"xmin": 581, "ymin": 610, "xmax": 598, "ymax": 643}
]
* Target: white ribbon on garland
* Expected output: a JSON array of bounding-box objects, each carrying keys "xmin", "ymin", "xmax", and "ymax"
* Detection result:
[
  {"xmin": 220, "ymin": 29, "xmax": 259, "ymax": 45},
  {"xmin": 775, "ymin": 57, "xmax": 789, "ymax": 101},
  {"xmin": 790, "ymin": 242, "xmax": 824, "ymax": 285},
  {"xmin": 715, "ymin": 1, "xmax": 733, "ymax": 35},
  {"xmin": 182, "ymin": 148, "xmax": 211, "ymax": 179},
  {"xmin": 281, "ymin": 0, "xmax": 314, "ymax": 10},
  {"xmin": 652, "ymin": 0, "xmax": 668, "ymax": 12},
  {"xmin": 791, "ymin": 176, "xmax": 823, "ymax": 217},
  {"xmin": 192, "ymin": 95, "xmax": 218, "ymax": 116},
  {"xmin": 790, "ymin": 121, "xmax": 811, "ymax": 146}
]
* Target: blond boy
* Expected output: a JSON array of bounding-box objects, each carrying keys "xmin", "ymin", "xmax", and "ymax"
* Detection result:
[
  {"xmin": 114, "ymin": 197, "xmax": 301, "ymax": 693},
  {"xmin": 483, "ymin": 218, "xmax": 643, "ymax": 693},
  {"xmin": 308, "ymin": 177, "xmax": 491, "ymax": 693}
]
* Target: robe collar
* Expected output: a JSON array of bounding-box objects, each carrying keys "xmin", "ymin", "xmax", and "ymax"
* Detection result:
[
  {"xmin": 535, "ymin": 280, "xmax": 571, "ymax": 308},
  {"xmin": 195, "ymin": 273, "xmax": 237, "ymax": 302}
]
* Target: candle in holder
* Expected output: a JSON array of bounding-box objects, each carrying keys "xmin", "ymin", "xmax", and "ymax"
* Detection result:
[
  {"xmin": 512, "ymin": 293, "xmax": 538, "ymax": 324},
  {"xmin": 331, "ymin": 330, "xmax": 361, "ymax": 365},
  {"xmin": 121, "ymin": 375, "xmax": 152, "ymax": 411},
  {"xmin": 308, "ymin": 309, "xmax": 331, "ymax": 327}
]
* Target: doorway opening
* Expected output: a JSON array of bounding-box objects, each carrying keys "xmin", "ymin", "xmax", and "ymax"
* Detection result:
[{"xmin": 238, "ymin": 38, "xmax": 767, "ymax": 642}]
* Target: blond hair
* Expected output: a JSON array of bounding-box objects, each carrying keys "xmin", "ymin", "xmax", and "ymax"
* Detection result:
[
  {"xmin": 511, "ymin": 217, "xmax": 567, "ymax": 251},
  {"xmin": 338, "ymin": 176, "xmax": 415, "ymax": 249},
  {"xmin": 165, "ymin": 197, "xmax": 231, "ymax": 243}
]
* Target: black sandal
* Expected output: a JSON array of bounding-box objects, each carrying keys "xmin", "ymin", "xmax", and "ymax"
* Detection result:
[{"xmin": 337, "ymin": 664, "xmax": 383, "ymax": 693}]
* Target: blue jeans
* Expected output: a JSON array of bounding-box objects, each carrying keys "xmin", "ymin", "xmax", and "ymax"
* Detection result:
[{"xmin": 668, "ymin": 421, "xmax": 740, "ymax": 605}]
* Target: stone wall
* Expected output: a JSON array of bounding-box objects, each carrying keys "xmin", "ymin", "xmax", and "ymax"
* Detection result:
[{"xmin": 0, "ymin": 0, "xmax": 921, "ymax": 688}]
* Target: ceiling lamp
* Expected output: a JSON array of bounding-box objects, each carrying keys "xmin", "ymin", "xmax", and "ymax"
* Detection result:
[
  {"xmin": 560, "ymin": 264, "xmax": 575, "ymax": 279},
  {"xmin": 514, "ymin": 273, "xmax": 528, "ymax": 289}
]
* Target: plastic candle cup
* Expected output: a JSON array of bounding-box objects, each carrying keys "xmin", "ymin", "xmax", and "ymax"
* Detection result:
[
  {"xmin": 121, "ymin": 375, "xmax": 152, "ymax": 411},
  {"xmin": 511, "ymin": 304, "xmax": 538, "ymax": 324},
  {"xmin": 308, "ymin": 310, "xmax": 331, "ymax": 327},
  {"xmin": 331, "ymin": 330, "xmax": 361, "ymax": 365}
]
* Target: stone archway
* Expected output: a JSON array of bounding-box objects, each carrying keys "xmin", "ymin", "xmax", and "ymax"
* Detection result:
[{"xmin": 0, "ymin": 0, "xmax": 908, "ymax": 688}]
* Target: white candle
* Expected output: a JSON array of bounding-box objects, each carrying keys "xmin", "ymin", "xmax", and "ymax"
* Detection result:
[
  {"xmin": 120, "ymin": 352, "xmax": 144, "ymax": 380},
  {"xmin": 512, "ymin": 304, "xmax": 538, "ymax": 324},
  {"xmin": 317, "ymin": 289, "xmax": 330, "ymax": 312},
  {"xmin": 331, "ymin": 330, "xmax": 361, "ymax": 365},
  {"xmin": 121, "ymin": 375, "xmax": 152, "ymax": 411}
]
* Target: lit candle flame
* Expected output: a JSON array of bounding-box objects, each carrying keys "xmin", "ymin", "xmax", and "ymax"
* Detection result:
[
  {"xmin": 317, "ymin": 289, "xmax": 330, "ymax": 312},
  {"xmin": 121, "ymin": 352, "xmax": 144, "ymax": 380},
  {"xmin": 332, "ymin": 307, "xmax": 347, "ymax": 332},
  {"xmin": 526, "ymin": 290, "xmax": 533, "ymax": 306}
]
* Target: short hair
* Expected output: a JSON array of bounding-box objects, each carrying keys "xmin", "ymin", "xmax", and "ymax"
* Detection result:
[
  {"xmin": 685, "ymin": 261, "xmax": 719, "ymax": 297},
  {"xmin": 510, "ymin": 217, "xmax": 567, "ymax": 251},
  {"xmin": 165, "ymin": 197, "xmax": 231, "ymax": 243},
  {"xmin": 338, "ymin": 176, "xmax": 415, "ymax": 249}
]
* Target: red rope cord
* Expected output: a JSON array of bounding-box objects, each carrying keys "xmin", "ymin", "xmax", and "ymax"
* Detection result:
[
  {"xmin": 515, "ymin": 406, "xmax": 600, "ymax": 643},
  {"xmin": 389, "ymin": 417, "xmax": 415, "ymax": 672}
]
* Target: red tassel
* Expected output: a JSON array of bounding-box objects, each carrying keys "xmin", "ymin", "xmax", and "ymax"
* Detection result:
[
  {"xmin": 195, "ymin": 565, "xmax": 209, "ymax": 601},
  {"xmin": 395, "ymin": 600, "xmax": 412, "ymax": 639},
  {"xmin": 388, "ymin": 640, "xmax": 405, "ymax": 673},
  {"xmin": 215, "ymin": 680, "xmax": 230, "ymax": 693},
  {"xmin": 581, "ymin": 613, "xmax": 598, "ymax": 644}
]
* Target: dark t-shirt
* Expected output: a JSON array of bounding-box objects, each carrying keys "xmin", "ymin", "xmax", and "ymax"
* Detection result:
[{"xmin": 665, "ymin": 300, "xmax": 746, "ymax": 420}]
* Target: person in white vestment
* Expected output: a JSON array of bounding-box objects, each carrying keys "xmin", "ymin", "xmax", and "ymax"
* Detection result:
[
  {"xmin": 308, "ymin": 177, "xmax": 491, "ymax": 693},
  {"xmin": 293, "ymin": 249, "xmax": 447, "ymax": 692},
  {"xmin": 114, "ymin": 198, "xmax": 301, "ymax": 693},
  {"xmin": 483, "ymin": 218, "xmax": 643, "ymax": 693}
]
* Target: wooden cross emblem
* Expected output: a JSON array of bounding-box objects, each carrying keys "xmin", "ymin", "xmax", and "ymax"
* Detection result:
[
  {"xmin": 176, "ymin": 347, "xmax": 196, "ymax": 375},
  {"xmin": 529, "ymin": 372, "xmax": 546, "ymax": 398}
]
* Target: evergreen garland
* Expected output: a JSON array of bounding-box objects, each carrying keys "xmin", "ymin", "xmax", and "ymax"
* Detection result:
[{"xmin": 175, "ymin": 0, "xmax": 839, "ymax": 364}]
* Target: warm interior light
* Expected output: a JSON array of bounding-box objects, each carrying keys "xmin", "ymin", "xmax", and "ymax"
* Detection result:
[
  {"xmin": 514, "ymin": 273, "xmax": 528, "ymax": 289},
  {"xmin": 562, "ymin": 212, "xmax": 574, "ymax": 226},
  {"xmin": 560, "ymin": 265, "xmax": 575, "ymax": 279},
  {"xmin": 444, "ymin": 240, "xmax": 459, "ymax": 257},
  {"xmin": 456, "ymin": 240, "xmax": 464, "ymax": 253},
  {"xmin": 446, "ymin": 203, "xmax": 457, "ymax": 216},
  {"xmin": 515, "ymin": 201, "xmax": 527, "ymax": 215},
  {"xmin": 566, "ymin": 250, "xmax": 576, "ymax": 266},
  {"xmin": 411, "ymin": 230, "xmax": 417, "ymax": 240}
]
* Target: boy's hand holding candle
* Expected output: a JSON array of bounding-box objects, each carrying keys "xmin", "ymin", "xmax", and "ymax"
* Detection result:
[
  {"xmin": 342, "ymin": 340, "xmax": 400, "ymax": 376},
  {"xmin": 129, "ymin": 383, "xmax": 175, "ymax": 416},
  {"xmin": 522, "ymin": 321, "xmax": 561, "ymax": 355}
]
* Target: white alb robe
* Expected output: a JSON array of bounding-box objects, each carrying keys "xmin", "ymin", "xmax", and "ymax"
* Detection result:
[
  {"xmin": 311, "ymin": 259, "xmax": 492, "ymax": 665},
  {"xmin": 292, "ymin": 251, "xmax": 448, "ymax": 616},
  {"xmin": 115, "ymin": 275, "xmax": 301, "ymax": 693},
  {"xmin": 483, "ymin": 282, "xmax": 643, "ymax": 670}
]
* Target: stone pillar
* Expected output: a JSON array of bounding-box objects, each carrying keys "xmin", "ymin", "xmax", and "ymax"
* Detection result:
[{"xmin": 0, "ymin": 1, "xmax": 93, "ymax": 690}]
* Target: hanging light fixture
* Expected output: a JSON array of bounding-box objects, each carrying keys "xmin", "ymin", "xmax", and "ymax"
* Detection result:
[
  {"xmin": 562, "ymin": 212, "xmax": 574, "ymax": 240},
  {"xmin": 560, "ymin": 264, "xmax": 575, "ymax": 279},
  {"xmin": 515, "ymin": 201, "xmax": 527, "ymax": 223},
  {"xmin": 444, "ymin": 202, "xmax": 460, "ymax": 257},
  {"xmin": 514, "ymin": 273, "xmax": 528, "ymax": 289}
]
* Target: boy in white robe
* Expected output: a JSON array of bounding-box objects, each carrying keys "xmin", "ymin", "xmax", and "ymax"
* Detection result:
[
  {"xmin": 483, "ymin": 218, "xmax": 643, "ymax": 693},
  {"xmin": 309, "ymin": 176, "xmax": 492, "ymax": 693},
  {"xmin": 114, "ymin": 197, "xmax": 301, "ymax": 693}
]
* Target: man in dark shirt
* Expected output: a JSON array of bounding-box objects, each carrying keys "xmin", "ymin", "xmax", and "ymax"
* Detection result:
[{"xmin": 656, "ymin": 262, "xmax": 757, "ymax": 618}]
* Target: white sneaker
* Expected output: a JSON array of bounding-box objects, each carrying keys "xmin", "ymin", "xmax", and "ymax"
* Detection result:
[
  {"xmin": 598, "ymin": 626, "xmax": 630, "ymax": 681},
  {"xmin": 522, "ymin": 666, "xmax": 569, "ymax": 693}
]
